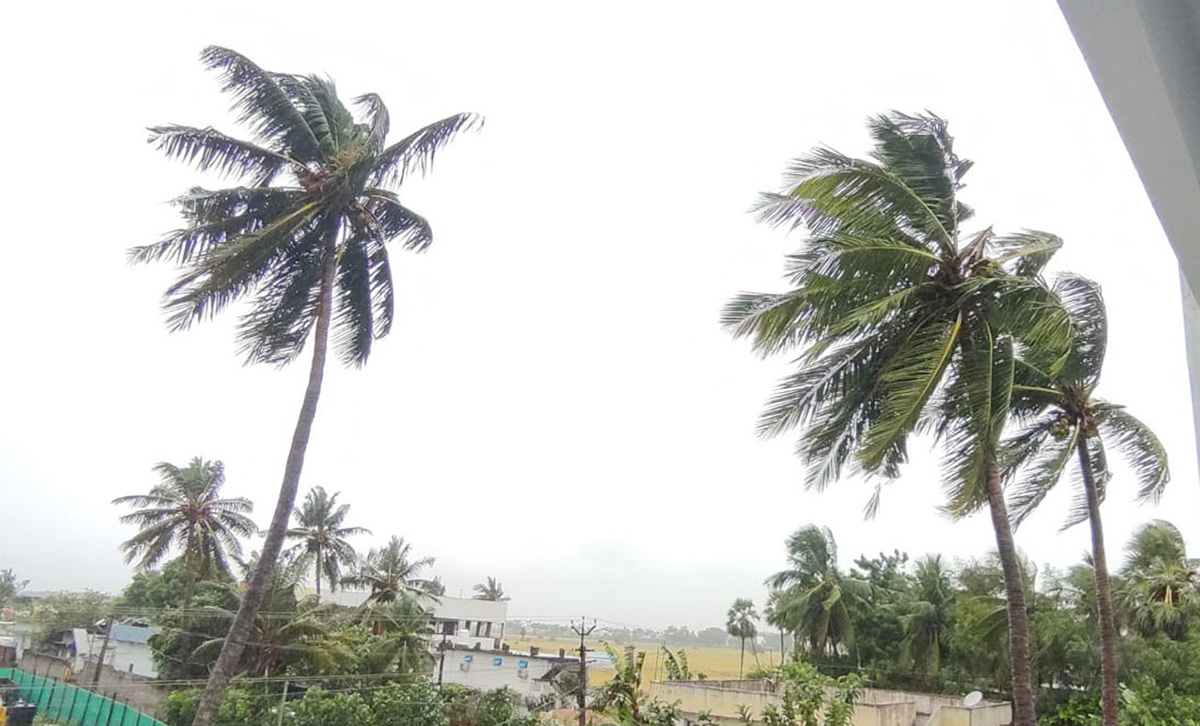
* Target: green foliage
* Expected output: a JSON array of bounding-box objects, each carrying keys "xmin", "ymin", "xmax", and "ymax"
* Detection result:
[
  {"xmin": 769, "ymin": 526, "xmax": 870, "ymax": 657},
  {"xmin": 289, "ymin": 688, "xmax": 370, "ymax": 726},
  {"xmin": 30, "ymin": 591, "xmax": 114, "ymax": 635},
  {"xmin": 752, "ymin": 659, "xmax": 861, "ymax": 726},
  {"xmin": 0, "ymin": 568, "xmax": 28, "ymax": 608},
  {"xmin": 344, "ymin": 536, "xmax": 437, "ymax": 606},
  {"xmin": 286, "ymin": 486, "xmax": 370, "ymax": 596},
  {"xmin": 165, "ymin": 682, "xmax": 451, "ymax": 726},
  {"xmin": 661, "ymin": 646, "xmax": 697, "ymax": 681},
  {"xmin": 118, "ymin": 560, "xmax": 194, "ymax": 611}
]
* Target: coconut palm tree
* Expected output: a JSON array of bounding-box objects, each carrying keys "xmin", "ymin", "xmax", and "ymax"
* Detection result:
[
  {"xmin": 900, "ymin": 555, "xmax": 955, "ymax": 682},
  {"xmin": 194, "ymin": 551, "xmax": 349, "ymax": 677},
  {"xmin": 113, "ymin": 457, "xmax": 255, "ymax": 606},
  {"xmin": 134, "ymin": 47, "xmax": 478, "ymax": 726},
  {"xmin": 286, "ymin": 486, "xmax": 370, "ymax": 599},
  {"xmin": 726, "ymin": 598, "xmax": 758, "ymax": 677},
  {"xmin": 472, "ymin": 576, "xmax": 509, "ymax": 601},
  {"xmin": 767, "ymin": 526, "xmax": 869, "ymax": 657},
  {"xmin": 1120, "ymin": 521, "xmax": 1198, "ymax": 641},
  {"xmin": 1001, "ymin": 274, "xmax": 1169, "ymax": 726},
  {"xmin": 721, "ymin": 113, "xmax": 1069, "ymax": 725},
  {"xmin": 344, "ymin": 536, "xmax": 437, "ymax": 607}
]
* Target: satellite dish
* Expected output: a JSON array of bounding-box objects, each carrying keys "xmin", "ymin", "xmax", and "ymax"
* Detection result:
[{"xmin": 963, "ymin": 691, "xmax": 984, "ymax": 708}]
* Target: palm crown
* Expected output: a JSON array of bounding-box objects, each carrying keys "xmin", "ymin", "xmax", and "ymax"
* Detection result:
[
  {"xmin": 131, "ymin": 46, "xmax": 481, "ymax": 367},
  {"xmin": 113, "ymin": 457, "xmax": 256, "ymax": 596},
  {"xmin": 286, "ymin": 486, "xmax": 370, "ymax": 596},
  {"xmin": 344, "ymin": 536, "xmax": 437, "ymax": 606},
  {"xmin": 1003, "ymin": 274, "xmax": 1169, "ymax": 528},
  {"xmin": 722, "ymin": 112, "xmax": 1068, "ymax": 514}
]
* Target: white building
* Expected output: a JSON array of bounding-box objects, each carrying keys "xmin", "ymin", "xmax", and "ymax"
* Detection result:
[
  {"xmin": 433, "ymin": 645, "xmax": 571, "ymax": 701},
  {"xmin": 1059, "ymin": 0, "xmax": 1200, "ymax": 465},
  {"xmin": 302, "ymin": 590, "xmax": 509, "ymax": 650}
]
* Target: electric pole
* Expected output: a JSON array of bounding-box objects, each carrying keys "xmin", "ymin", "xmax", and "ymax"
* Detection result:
[
  {"xmin": 92, "ymin": 617, "xmax": 113, "ymax": 687},
  {"xmin": 571, "ymin": 618, "xmax": 596, "ymax": 726},
  {"xmin": 437, "ymin": 634, "xmax": 449, "ymax": 687}
]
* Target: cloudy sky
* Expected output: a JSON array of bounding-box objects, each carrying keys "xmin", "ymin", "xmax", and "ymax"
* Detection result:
[{"xmin": 2, "ymin": 0, "xmax": 1197, "ymax": 629}]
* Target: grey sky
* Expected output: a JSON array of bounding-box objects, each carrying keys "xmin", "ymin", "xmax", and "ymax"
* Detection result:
[{"xmin": 2, "ymin": 0, "xmax": 1197, "ymax": 630}]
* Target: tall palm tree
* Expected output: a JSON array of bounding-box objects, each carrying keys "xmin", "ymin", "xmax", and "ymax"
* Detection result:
[
  {"xmin": 344, "ymin": 536, "xmax": 437, "ymax": 607},
  {"xmin": 766, "ymin": 525, "xmax": 869, "ymax": 657},
  {"xmin": 721, "ymin": 113, "xmax": 1069, "ymax": 725},
  {"xmin": 286, "ymin": 486, "xmax": 370, "ymax": 599},
  {"xmin": 900, "ymin": 555, "xmax": 955, "ymax": 682},
  {"xmin": 113, "ymin": 457, "xmax": 255, "ymax": 606},
  {"xmin": 1001, "ymin": 274, "xmax": 1169, "ymax": 726},
  {"xmin": 1120, "ymin": 521, "xmax": 1198, "ymax": 640},
  {"xmin": 764, "ymin": 590, "xmax": 787, "ymax": 663},
  {"xmin": 472, "ymin": 576, "xmax": 509, "ymax": 601},
  {"xmin": 726, "ymin": 598, "xmax": 758, "ymax": 677},
  {"xmin": 134, "ymin": 47, "xmax": 478, "ymax": 726}
]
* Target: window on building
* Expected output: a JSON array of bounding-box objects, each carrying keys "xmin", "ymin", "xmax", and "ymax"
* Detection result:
[{"xmin": 440, "ymin": 620, "xmax": 458, "ymax": 636}]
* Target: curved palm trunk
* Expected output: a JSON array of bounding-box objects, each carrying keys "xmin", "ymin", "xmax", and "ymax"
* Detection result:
[
  {"xmin": 191, "ymin": 244, "xmax": 338, "ymax": 726},
  {"xmin": 1077, "ymin": 437, "xmax": 1119, "ymax": 726},
  {"xmin": 984, "ymin": 458, "xmax": 1036, "ymax": 726}
]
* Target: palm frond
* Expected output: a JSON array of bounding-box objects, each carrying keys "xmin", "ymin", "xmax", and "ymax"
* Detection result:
[
  {"xmin": 148, "ymin": 125, "xmax": 294, "ymax": 185},
  {"xmin": 1054, "ymin": 273, "xmax": 1108, "ymax": 386},
  {"xmin": 200, "ymin": 46, "xmax": 322, "ymax": 161},
  {"xmin": 370, "ymin": 113, "xmax": 482, "ymax": 188},
  {"xmin": 859, "ymin": 314, "xmax": 961, "ymax": 472},
  {"xmin": 1098, "ymin": 405, "xmax": 1170, "ymax": 502},
  {"xmin": 1005, "ymin": 426, "xmax": 1077, "ymax": 528},
  {"xmin": 992, "ymin": 231, "xmax": 1062, "ymax": 278}
]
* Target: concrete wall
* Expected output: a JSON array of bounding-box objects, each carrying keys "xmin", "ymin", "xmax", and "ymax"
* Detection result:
[
  {"xmin": 435, "ymin": 647, "xmax": 561, "ymax": 701},
  {"xmin": 16, "ymin": 653, "xmax": 166, "ymax": 717},
  {"xmin": 647, "ymin": 680, "xmax": 1011, "ymax": 726}
]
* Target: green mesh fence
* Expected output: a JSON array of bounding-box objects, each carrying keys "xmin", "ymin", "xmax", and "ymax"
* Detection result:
[{"xmin": 0, "ymin": 669, "xmax": 168, "ymax": 726}]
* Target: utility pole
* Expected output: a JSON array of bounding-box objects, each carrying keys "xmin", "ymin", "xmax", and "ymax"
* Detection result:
[
  {"xmin": 571, "ymin": 618, "xmax": 596, "ymax": 726},
  {"xmin": 92, "ymin": 616, "xmax": 113, "ymax": 687},
  {"xmin": 437, "ymin": 634, "xmax": 449, "ymax": 686}
]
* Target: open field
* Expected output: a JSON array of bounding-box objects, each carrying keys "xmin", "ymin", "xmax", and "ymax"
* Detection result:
[{"xmin": 505, "ymin": 638, "xmax": 786, "ymax": 684}]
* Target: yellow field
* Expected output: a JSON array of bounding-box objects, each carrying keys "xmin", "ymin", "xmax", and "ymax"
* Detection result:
[{"xmin": 505, "ymin": 638, "xmax": 786, "ymax": 685}]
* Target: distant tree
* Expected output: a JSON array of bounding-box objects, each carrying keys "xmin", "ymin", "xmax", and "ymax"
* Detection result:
[
  {"xmin": 900, "ymin": 555, "xmax": 955, "ymax": 683},
  {"xmin": 768, "ymin": 526, "xmax": 869, "ymax": 657},
  {"xmin": 113, "ymin": 457, "xmax": 256, "ymax": 606},
  {"xmin": 286, "ymin": 486, "xmax": 370, "ymax": 599},
  {"xmin": 344, "ymin": 536, "xmax": 437, "ymax": 607},
  {"xmin": 118, "ymin": 561, "xmax": 196, "ymax": 612},
  {"xmin": 427, "ymin": 577, "xmax": 447, "ymax": 597},
  {"xmin": 1121, "ymin": 521, "xmax": 1199, "ymax": 641},
  {"xmin": 31, "ymin": 592, "xmax": 114, "ymax": 637},
  {"xmin": 0, "ymin": 569, "xmax": 27, "ymax": 609},
  {"xmin": 726, "ymin": 598, "xmax": 759, "ymax": 678},
  {"xmin": 473, "ymin": 577, "xmax": 509, "ymax": 601},
  {"xmin": 194, "ymin": 553, "xmax": 349, "ymax": 677}
]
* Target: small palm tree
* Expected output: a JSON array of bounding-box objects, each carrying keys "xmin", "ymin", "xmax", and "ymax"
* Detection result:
[
  {"xmin": 286, "ymin": 486, "xmax": 370, "ymax": 600},
  {"xmin": 1120, "ymin": 521, "xmax": 1198, "ymax": 640},
  {"xmin": 344, "ymin": 536, "xmax": 437, "ymax": 607},
  {"xmin": 195, "ymin": 552, "xmax": 349, "ymax": 677},
  {"xmin": 900, "ymin": 555, "xmax": 955, "ymax": 682},
  {"xmin": 135, "ymin": 47, "xmax": 478, "ymax": 726},
  {"xmin": 1002, "ymin": 274, "xmax": 1169, "ymax": 726},
  {"xmin": 726, "ymin": 598, "xmax": 758, "ymax": 678},
  {"xmin": 767, "ymin": 526, "xmax": 870, "ymax": 657},
  {"xmin": 722, "ymin": 113, "xmax": 1070, "ymax": 725},
  {"xmin": 473, "ymin": 576, "xmax": 509, "ymax": 601},
  {"xmin": 113, "ymin": 457, "xmax": 255, "ymax": 606}
]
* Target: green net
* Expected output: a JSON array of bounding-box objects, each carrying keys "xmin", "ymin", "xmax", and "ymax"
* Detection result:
[{"xmin": 0, "ymin": 669, "xmax": 167, "ymax": 726}]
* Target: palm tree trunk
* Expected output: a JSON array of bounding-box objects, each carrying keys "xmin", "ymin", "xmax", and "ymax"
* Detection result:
[
  {"xmin": 315, "ymin": 541, "xmax": 323, "ymax": 601},
  {"xmin": 779, "ymin": 630, "xmax": 785, "ymax": 665},
  {"xmin": 984, "ymin": 457, "xmax": 1036, "ymax": 726},
  {"xmin": 183, "ymin": 530, "xmax": 196, "ymax": 609},
  {"xmin": 191, "ymin": 242, "xmax": 338, "ymax": 726},
  {"xmin": 1077, "ymin": 437, "xmax": 1119, "ymax": 726},
  {"xmin": 739, "ymin": 637, "xmax": 745, "ymax": 678}
]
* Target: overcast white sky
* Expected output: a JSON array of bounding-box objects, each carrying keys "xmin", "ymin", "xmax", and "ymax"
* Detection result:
[{"xmin": 2, "ymin": 0, "xmax": 1197, "ymax": 630}]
